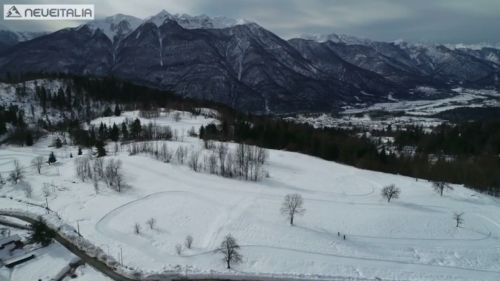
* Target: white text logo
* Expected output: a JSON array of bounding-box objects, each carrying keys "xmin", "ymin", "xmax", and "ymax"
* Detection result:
[{"xmin": 4, "ymin": 4, "xmax": 94, "ymax": 20}]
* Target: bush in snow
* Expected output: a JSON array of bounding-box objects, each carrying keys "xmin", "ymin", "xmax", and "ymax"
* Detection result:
[
  {"xmin": 175, "ymin": 243, "xmax": 183, "ymax": 255},
  {"xmin": 31, "ymin": 156, "xmax": 44, "ymax": 174},
  {"xmin": 146, "ymin": 218, "xmax": 156, "ymax": 230},
  {"xmin": 48, "ymin": 152, "xmax": 57, "ymax": 164},
  {"xmin": 185, "ymin": 235, "xmax": 193, "ymax": 249},
  {"xmin": 453, "ymin": 212, "xmax": 464, "ymax": 228},
  {"xmin": 8, "ymin": 160, "xmax": 24, "ymax": 184},
  {"xmin": 134, "ymin": 223, "xmax": 141, "ymax": 235}
]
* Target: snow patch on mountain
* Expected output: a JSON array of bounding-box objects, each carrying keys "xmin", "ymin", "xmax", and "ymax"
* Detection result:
[
  {"xmin": 83, "ymin": 11, "xmax": 250, "ymax": 41},
  {"xmin": 300, "ymin": 32, "xmax": 371, "ymax": 45},
  {"xmin": 84, "ymin": 13, "xmax": 142, "ymax": 42},
  {"xmin": 145, "ymin": 10, "xmax": 249, "ymax": 29},
  {"xmin": 447, "ymin": 43, "xmax": 500, "ymax": 51}
]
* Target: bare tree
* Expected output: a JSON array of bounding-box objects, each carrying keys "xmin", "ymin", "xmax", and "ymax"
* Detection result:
[
  {"xmin": 206, "ymin": 152, "xmax": 218, "ymax": 175},
  {"xmin": 134, "ymin": 223, "xmax": 141, "ymax": 234},
  {"xmin": 75, "ymin": 157, "xmax": 92, "ymax": 182},
  {"xmin": 433, "ymin": 181, "xmax": 453, "ymax": 196},
  {"xmin": 21, "ymin": 182, "xmax": 32, "ymax": 198},
  {"xmin": 104, "ymin": 159, "xmax": 125, "ymax": 192},
  {"xmin": 175, "ymin": 243, "xmax": 183, "ymax": 255},
  {"xmin": 92, "ymin": 173, "xmax": 99, "ymax": 194},
  {"xmin": 453, "ymin": 212, "xmax": 464, "ymax": 228},
  {"xmin": 160, "ymin": 143, "xmax": 173, "ymax": 163},
  {"xmin": 8, "ymin": 160, "xmax": 24, "ymax": 184},
  {"xmin": 175, "ymin": 146, "xmax": 188, "ymax": 164},
  {"xmin": 93, "ymin": 158, "xmax": 104, "ymax": 179},
  {"xmin": 381, "ymin": 184, "xmax": 401, "ymax": 203},
  {"xmin": 185, "ymin": 235, "xmax": 193, "ymax": 249},
  {"xmin": 217, "ymin": 143, "xmax": 228, "ymax": 176},
  {"xmin": 217, "ymin": 234, "xmax": 242, "ymax": 269},
  {"xmin": 31, "ymin": 156, "xmax": 44, "ymax": 174},
  {"xmin": 188, "ymin": 150, "xmax": 201, "ymax": 172},
  {"xmin": 42, "ymin": 185, "xmax": 51, "ymax": 198},
  {"xmin": 280, "ymin": 194, "xmax": 305, "ymax": 226},
  {"xmin": 173, "ymin": 112, "xmax": 181, "ymax": 122},
  {"xmin": 146, "ymin": 218, "xmax": 156, "ymax": 230}
]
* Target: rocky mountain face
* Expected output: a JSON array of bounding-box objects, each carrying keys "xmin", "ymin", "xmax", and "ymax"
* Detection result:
[
  {"xmin": 0, "ymin": 13, "xmax": 498, "ymax": 113},
  {"xmin": 293, "ymin": 35, "xmax": 500, "ymax": 90},
  {"xmin": 0, "ymin": 30, "xmax": 46, "ymax": 52}
]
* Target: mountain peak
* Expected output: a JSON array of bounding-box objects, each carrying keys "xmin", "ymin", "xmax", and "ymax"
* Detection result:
[
  {"xmin": 145, "ymin": 10, "xmax": 250, "ymax": 29},
  {"xmin": 84, "ymin": 13, "xmax": 142, "ymax": 41},
  {"xmin": 82, "ymin": 11, "xmax": 250, "ymax": 41}
]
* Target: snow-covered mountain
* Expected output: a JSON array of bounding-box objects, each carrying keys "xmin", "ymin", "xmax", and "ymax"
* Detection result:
[
  {"xmin": 0, "ymin": 29, "xmax": 47, "ymax": 51},
  {"xmin": 145, "ymin": 9, "xmax": 249, "ymax": 29},
  {"xmin": 84, "ymin": 13, "xmax": 142, "ymax": 42},
  {"xmin": 293, "ymin": 32, "xmax": 500, "ymax": 88},
  {"xmin": 82, "ymin": 10, "xmax": 249, "ymax": 42},
  {"xmin": 0, "ymin": 13, "xmax": 499, "ymax": 113}
]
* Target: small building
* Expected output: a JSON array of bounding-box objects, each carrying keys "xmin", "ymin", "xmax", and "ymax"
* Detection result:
[{"xmin": 0, "ymin": 235, "xmax": 33, "ymax": 268}]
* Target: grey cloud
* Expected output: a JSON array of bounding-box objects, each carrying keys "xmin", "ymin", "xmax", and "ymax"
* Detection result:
[{"xmin": 0, "ymin": 0, "xmax": 498, "ymax": 43}]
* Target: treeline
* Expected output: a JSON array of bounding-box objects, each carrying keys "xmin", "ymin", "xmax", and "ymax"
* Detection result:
[
  {"xmin": 0, "ymin": 104, "xmax": 44, "ymax": 145},
  {"xmin": 70, "ymin": 119, "xmax": 173, "ymax": 147},
  {"xmin": 394, "ymin": 122, "xmax": 500, "ymax": 156},
  {"xmin": 126, "ymin": 141, "xmax": 268, "ymax": 181},
  {"xmin": 201, "ymin": 116, "xmax": 500, "ymax": 195}
]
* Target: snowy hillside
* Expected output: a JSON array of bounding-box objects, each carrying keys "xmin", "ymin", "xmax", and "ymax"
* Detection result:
[
  {"xmin": 0, "ymin": 110, "xmax": 499, "ymax": 281},
  {"xmin": 83, "ymin": 10, "xmax": 249, "ymax": 41}
]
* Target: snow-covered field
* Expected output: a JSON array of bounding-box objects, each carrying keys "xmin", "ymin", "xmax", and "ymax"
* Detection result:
[
  {"xmin": 343, "ymin": 88, "xmax": 500, "ymax": 116},
  {"xmin": 1, "ymin": 111, "xmax": 500, "ymax": 281}
]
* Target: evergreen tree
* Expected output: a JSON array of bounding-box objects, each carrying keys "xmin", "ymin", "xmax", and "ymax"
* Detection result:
[
  {"xmin": 25, "ymin": 132, "xmax": 33, "ymax": 146},
  {"xmin": 103, "ymin": 106, "xmax": 113, "ymax": 117},
  {"xmin": 48, "ymin": 152, "xmax": 57, "ymax": 164},
  {"xmin": 121, "ymin": 122, "xmax": 129, "ymax": 140},
  {"xmin": 130, "ymin": 118, "xmax": 142, "ymax": 139},
  {"xmin": 114, "ymin": 105, "xmax": 121, "ymax": 116},
  {"xmin": 96, "ymin": 141, "xmax": 106, "ymax": 157},
  {"xmin": 29, "ymin": 219, "xmax": 55, "ymax": 247},
  {"xmin": 110, "ymin": 123, "xmax": 120, "ymax": 141},
  {"xmin": 199, "ymin": 125, "xmax": 205, "ymax": 139},
  {"xmin": 55, "ymin": 138, "xmax": 63, "ymax": 148}
]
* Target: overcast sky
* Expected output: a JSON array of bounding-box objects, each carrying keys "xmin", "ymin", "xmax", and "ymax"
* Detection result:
[{"xmin": 1, "ymin": 0, "xmax": 499, "ymax": 43}]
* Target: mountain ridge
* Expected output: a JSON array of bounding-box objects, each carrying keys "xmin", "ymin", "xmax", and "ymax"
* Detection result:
[{"xmin": 0, "ymin": 11, "xmax": 499, "ymax": 113}]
